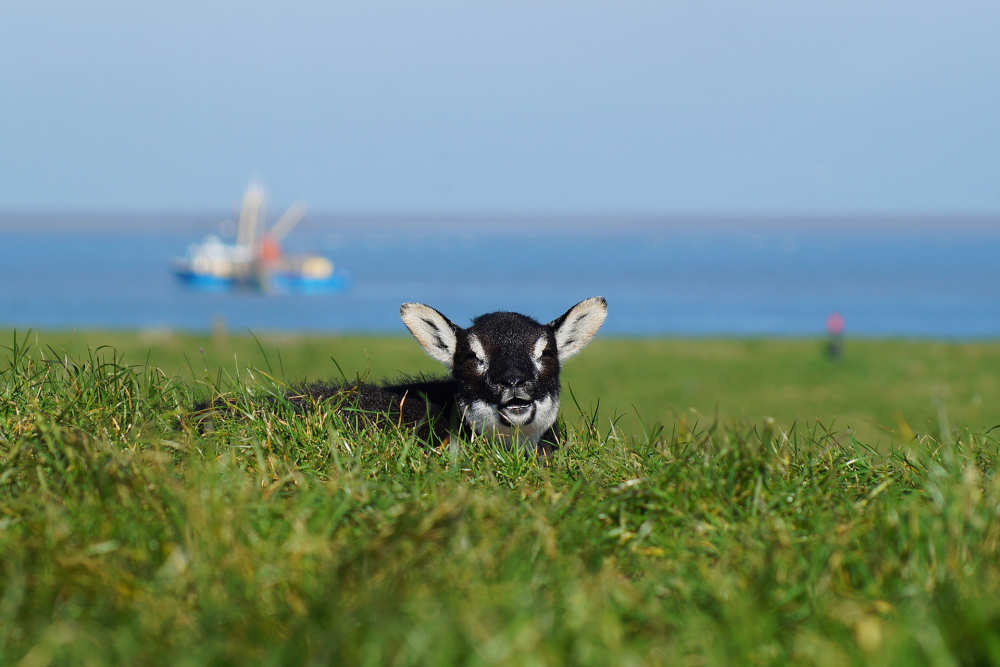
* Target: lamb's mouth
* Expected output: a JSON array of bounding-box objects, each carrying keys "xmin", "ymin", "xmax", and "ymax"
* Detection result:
[{"xmin": 499, "ymin": 398, "xmax": 536, "ymax": 424}]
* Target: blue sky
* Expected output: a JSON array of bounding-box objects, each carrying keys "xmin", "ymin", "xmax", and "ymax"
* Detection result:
[{"xmin": 2, "ymin": 0, "xmax": 999, "ymax": 213}]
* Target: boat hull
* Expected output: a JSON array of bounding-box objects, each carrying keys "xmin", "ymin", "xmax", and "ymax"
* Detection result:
[{"xmin": 172, "ymin": 267, "xmax": 349, "ymax": 294}]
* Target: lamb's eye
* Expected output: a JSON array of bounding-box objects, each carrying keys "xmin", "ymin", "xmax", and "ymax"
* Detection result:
[
  {"xmin": 463, "ymin": 335, "xmax": 490, "ymax": 374},
  {"xmin": 533, "ymin": 335, "xmax": 554, "ymax": 363}
]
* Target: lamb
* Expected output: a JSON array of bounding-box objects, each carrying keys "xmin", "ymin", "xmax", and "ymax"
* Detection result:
[{"xmin": 205, "ymin": 297, "xmax": 607, "ymax": 455}]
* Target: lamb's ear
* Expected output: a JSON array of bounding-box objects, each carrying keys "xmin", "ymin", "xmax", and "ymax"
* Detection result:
[
  {"xmin": 548, "ymin": 297, "xmax": 607, "ymax": 362},
  {"xmin": 400, "ymin": 303, "xmax": 460, "ymax": 368}
]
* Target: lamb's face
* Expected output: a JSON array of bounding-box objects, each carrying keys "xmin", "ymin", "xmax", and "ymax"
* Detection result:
[
  {"xmin": 400, "ymin": 297, "xmax": 608, "ymax": 446},
  {"xmin": 454, "ymin": 313, "xmax": 561, "ymax": 443}
]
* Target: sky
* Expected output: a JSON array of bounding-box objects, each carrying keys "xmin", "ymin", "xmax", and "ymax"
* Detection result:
[{"xmin": 2, "ymin": 0, "xmax": 1000, "ymax": 214}]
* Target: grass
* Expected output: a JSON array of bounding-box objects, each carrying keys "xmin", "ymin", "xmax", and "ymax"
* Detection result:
[
  {"xmin": 18, "ymin": 329, "xmax": 1000, "ymax": 444},
  {"xmin": 2, "ymin": 329, "xmax": 1000, "ymax": 664}
]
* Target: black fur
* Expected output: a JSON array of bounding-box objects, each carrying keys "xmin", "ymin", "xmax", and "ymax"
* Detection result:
[{"xmin": 286, "ymin": 377, "xmax": 459, "ymax": 445}]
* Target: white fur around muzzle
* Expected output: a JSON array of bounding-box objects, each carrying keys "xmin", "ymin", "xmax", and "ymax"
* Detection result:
[{"xmin": 460, "ymin": 394, "xmax": 558, "ymax": 447}]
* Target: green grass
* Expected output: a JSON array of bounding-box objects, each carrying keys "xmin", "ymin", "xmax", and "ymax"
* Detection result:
[
  {"xmin": 2, "ymin": 330, "xmax": 1000, "ymax": 665},
  {"xmin": 19, "ymin": 329, "xmax": 1000, "ymax": 444}
]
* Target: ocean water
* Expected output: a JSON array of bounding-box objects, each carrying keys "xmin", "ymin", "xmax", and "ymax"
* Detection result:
[{"xmin": 3, "ymin": 214, "xmax": 999, "ymax": 337}]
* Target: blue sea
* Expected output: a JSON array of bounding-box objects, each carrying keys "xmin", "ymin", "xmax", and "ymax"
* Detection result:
[{"xmin": 3, "ymin": 213, "xmax": 999, "ymax": 337}]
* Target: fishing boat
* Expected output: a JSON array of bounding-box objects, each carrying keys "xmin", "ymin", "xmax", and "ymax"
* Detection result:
[{"xmin": 171, "ymin": 185, "xmax": 348, "ymax": 293}]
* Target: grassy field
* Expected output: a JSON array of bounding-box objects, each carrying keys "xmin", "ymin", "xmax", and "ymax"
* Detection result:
[
  {"xmin": 15, "ymin": 329, "xmax": 1000, "ymax": 444},
  {"xmin": 2, "ymin": 329, "xmax": 1000, "ymax": 664}
]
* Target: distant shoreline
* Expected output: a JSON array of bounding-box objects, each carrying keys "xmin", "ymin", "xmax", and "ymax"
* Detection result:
[
  {"xmin": 4, "ymin": 327, "xmax": 1000, "ymax": 343},
  {"xmin": 1, "ymin": 210, "xmax": 998, "ymax": 234}
]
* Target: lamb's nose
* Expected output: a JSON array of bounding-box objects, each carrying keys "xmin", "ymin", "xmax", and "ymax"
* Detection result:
[{"xmin": 499, "ymin": 371, "xmax": 527, "ymax": 388}]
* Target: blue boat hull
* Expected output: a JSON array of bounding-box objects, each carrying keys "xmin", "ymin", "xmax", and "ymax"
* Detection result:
[
  {"xmin": 173, "ymin": 269, "xmax": 349, "ymax": 294},
  {"xmin": 173, "ymin": 270, "xmax": 238, "ymax": 291}
]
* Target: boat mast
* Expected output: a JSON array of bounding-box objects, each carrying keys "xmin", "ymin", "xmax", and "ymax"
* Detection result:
[
  {"xmin": 236, "ymin": 184, "xmax": 265, "ymax": 248},
  {"xmin": 267, "ymin": 203, "xmax": 308, "ymax": 242}
]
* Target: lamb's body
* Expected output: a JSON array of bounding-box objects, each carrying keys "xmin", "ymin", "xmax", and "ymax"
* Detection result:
[
  {"xmin": 201, "ymin": 298, "xmax": 606, "ymax": 455},
  {"xmin": 286, "ymin": 375, "xmax": 561, "ymax": 452},
  {"xmin": 288, "ymin": 377, "xmax": 459, "ymax": 444}
]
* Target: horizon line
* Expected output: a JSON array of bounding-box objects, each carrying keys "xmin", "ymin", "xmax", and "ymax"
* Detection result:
[{"xmin": 2, "ymin": 208, "xmax": 998, "ymax": 233}]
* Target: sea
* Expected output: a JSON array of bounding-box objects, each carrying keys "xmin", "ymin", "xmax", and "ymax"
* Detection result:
[{"xmin": 3, "ymin": 213, "xmax": 999, "ymax": 338}]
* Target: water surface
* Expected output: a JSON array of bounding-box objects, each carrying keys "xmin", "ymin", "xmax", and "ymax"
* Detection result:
[{"xmin": 3, "ymin": 214, "xmax": 998, "ymax": 337}]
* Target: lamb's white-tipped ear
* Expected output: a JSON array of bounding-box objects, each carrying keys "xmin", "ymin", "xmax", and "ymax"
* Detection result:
[
  {"xmin": 400, "ymin": 303, "xmax": 459, "ymax": 368},
  {"xmin": 548, "ymin": 297, "xmax": 607, "ymax": 362}
]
